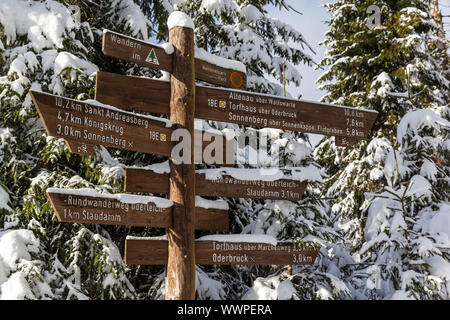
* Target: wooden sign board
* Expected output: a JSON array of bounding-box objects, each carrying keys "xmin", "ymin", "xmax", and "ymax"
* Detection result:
[
  {"xmin": 195, "ymin": 85, "xmax": 378, "ymax": 143},
  {"xmin": 102, "ymin": 30, "xmax": 247, "ymax": 90},
  {"xmin": 30, "ymin": 90, "xmax": 235, "ymax": 164},
  {"xmin": 95, "ymin": 72, "xmax": 377, "ymax": 145},
  {"xmin": 30, "ymin": 90, "xmax": 173, "ymax": 157},
  {"xmin": 125, "ymin": 168, "xmax": 307, "ymax": 201},
  {"xmin": 47, "ymin": 190, "xmax": 229, "ymax": 232},
  {"xmin": 125, "ymin": 239, "xmax": 320, "ymax": 265}
]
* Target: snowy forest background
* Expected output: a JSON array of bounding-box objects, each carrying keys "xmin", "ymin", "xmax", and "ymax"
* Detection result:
[{"xmin": 0, "ymin": 0, "xmax": 448, "ymax": 300}]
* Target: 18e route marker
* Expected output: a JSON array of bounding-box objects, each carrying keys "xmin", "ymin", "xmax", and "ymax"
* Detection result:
[
  {"xmin": 30, "ymin": 90, "xmax": 173, "ymax": 157},
  {"xmin": 95, "ymin": 71, "xmax": 378, "ymax": 145},
  {"xmin": 30, "ymin": 90, "xmax": 235, "ymax": 164}
]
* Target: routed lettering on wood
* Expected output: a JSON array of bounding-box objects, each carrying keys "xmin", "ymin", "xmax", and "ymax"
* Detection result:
[
  {"xmin": 95, "ymin": 72, "xmax": 377, "ymax": 141},
  {"xmin": 47, "ymin": 191, "xmax": 172, "ymax": 228},
  {"xmin": 125, "ymin": 239, "xmax": 320, "ymax": 266},
  {"xmin": 30, "ymin": 90, "xmax": 235, "ymax": 164},
  {"xmin": 125, "ymin": 169, "xmax": 307, "ymax": 201},
  {"xmin": 195, "ymin": 85, "xmax": 378, "ymax": 141},
  {"xmin": 47, "ymin": 191, "xmax": 229, "ymax": 231},
  {"xmin": 30, "ymin": 90, "xmax": 173, "ymax": 157},
  {"xmin": 102, "ymin": 31, "xmax": 246, "ymax": 89},
  {"xmin": 103, "ymin": 30, "xmax": 173, "ymax": 73}
]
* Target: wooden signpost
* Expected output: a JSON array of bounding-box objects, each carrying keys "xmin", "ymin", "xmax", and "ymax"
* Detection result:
[
  {"xmin": 30, "ymin": 90, "xmax": 173, "ymax": 157},
  {"xmin": 125, "ymin": 238, "xmax": 320, "ymax": 266},
  {"xmin": 95, "ymin": 71, "xmax": 377, "ymax": 145},
  {"xmin": 125, "ymin": 168, "xmax": 308, "ymax": 201},
  {"xmin": 30, "ymin": 90, "xmax": 235, "ymax": 164},
  {"xmin": 102, "ymin": 30, "xmax": 247, "ymax": 90},
  {"xmin": 31, "ymin": 11, "xmax": 377, "ymax": 301},
  {"xmin": 47, "ymin": 189, "xmax": 229, "ymax": 232}
]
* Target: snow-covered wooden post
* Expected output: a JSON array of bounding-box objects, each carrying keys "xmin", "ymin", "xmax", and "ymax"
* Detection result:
[{"xmin": 165, "ymin": 12, "xmax": 196, "ymax": 300}]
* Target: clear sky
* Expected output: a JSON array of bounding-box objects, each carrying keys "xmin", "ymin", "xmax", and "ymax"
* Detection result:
[
  {"xmin": 266, "ymin": 0, "xmax": 331, "ymax": 102},
  {"xmin": 267, "ymin": 0, "xmax": 450, "ymax": 102}
]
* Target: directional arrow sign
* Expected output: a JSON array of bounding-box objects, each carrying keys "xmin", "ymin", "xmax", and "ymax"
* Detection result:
[
  {"xmin": 102, "ymin": 30, "xmax": 247, "ymax": 90},
  {"xmin": 47, "ymin": 189, "xmax": 229, "ymax": 232},
  {"xmin": 95, "ymin": 72, "xmax": 378, "ymax": 145},
  {"xmin": 125, "ymin": 238, "xmax": 320, "ymax": 265},
  {"xmin": 30, "ymin": 90, "xmax": 235, "ymax": 163},
  {"xmin": 30, "ymin": 90, "xmax": 173, "ymax": 157},
  {"xmin": 125, "ymin": 168, "xmax": 307, "ymax": 201}
]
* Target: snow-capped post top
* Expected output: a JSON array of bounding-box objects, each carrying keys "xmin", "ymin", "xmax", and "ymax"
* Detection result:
[{"xmin": 167, "ymin": 11, "xmax": 194, "ymax": 30}]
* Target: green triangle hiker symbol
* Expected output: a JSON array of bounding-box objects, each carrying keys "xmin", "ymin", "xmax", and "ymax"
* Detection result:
[{"xmin": 146, "ymin": 48, "xmax": 159, "ymax": 65}]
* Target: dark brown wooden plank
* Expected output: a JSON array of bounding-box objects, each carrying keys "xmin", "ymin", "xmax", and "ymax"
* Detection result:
[
  {"xmin": 95, "ymin": 71, "xmax": 170, "ymax": 115},
  {"xmin": 166, "ymin": 24, "xmax": 196, "ymax": 300},
  {"xmin": 103, "ymin": 30, "xmax": 173, "ymax": 73},
  {"xmin": 124, "ymin": 168, "xmax": 307, "ymax": 201},
  {"xmin": 195, "ymin": 85, "xmax": 378, "ymax": 140},
  {"xmin": 125, "ymin": 239, "xmax": 320, "ymax": 266},
  {"xmin": 195, "ymin": 59, "xmax": 247, "ymax": 90},
  {"xmin": 102, "ymin": 31, "xmax": 247, "ymax": 89},
  {"xmin": 47, "ymin": 190, "xmax": 172, "ymax": 228},
  {"xmin": 125, "ymin": 169, "xmax": 170, "ymax": 194},
  {"xmin": 95, "ymin": 72, "xmax": 377, "ymax": 141},
  {"xmin": 47, "ymin": 190, "xmax": 228, "ymax": 231},
  {"xmin": 195, "ymin": 207, "xmax": 229, "ymax": 233},
  {"xmin": 30, "ymin": 90, "xmax": 174, "ymax": 157}
]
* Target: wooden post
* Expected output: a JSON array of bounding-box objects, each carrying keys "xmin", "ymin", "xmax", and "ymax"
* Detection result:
[{"xmin": 165, "ymin": 13, "xmax": 196, "ymax": 300}]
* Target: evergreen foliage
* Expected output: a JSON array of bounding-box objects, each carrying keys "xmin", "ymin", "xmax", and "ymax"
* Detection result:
[{"xmin": 316, "ymin": 0, "xmax": 449, "ymax": 299}]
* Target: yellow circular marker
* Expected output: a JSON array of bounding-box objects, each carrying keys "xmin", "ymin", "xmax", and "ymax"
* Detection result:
[
  {"xmin": 160, "ymin": 134, "xmax": 167, "ymax": 142},
  {"xmin": 230, "ymin": 72, "xmax": 243, "ymax": 88}
]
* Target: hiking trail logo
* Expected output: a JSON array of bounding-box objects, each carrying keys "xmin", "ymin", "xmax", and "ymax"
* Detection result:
[{"xmin": 146, "ymin": 48, "xmax": 159, "ymax": 65}]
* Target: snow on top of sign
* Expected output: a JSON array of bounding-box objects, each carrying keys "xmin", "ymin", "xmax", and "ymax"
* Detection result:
[
  {"xmin": 196, "ymin": 166, "xmax": 322, "ymax": 183},
  {"xmin": 195, "ymin": 47, "xmax": 247, "ymax": 73},
  {"xmin": 197, "ymin": 234, "xmax": 278, "ymax": 246},
  {"xmin": 46, "ymin": 188, "xmax": 173, "ymax": 208},
  {"xmin": 197, "ymin": 167, "xmax": 284, "ymax": 182},
  {"xmin": 129, "ymin": 160, "xmax": 170, "ymax": 174},
  {"xmin": 195, "ymin": 196, "xmax": 229, "ymax": 210},
  {"xmin": 167, "ymin": 11, "xmax": 194, "ymax": 30},
  {"xmin": 126, "ymin": 235, "xmax": 168, "ymax": 241}
]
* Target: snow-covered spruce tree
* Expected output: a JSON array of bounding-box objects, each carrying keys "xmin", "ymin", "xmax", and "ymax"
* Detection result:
[
  {"xmin": 315, "ymin": 0, "xmax": 449, "ymax": 299},
  {"xmin": 359, "ymin": 106, "xmax": 450, "ymax": 299},
  {"xmin": 0, "ymin": 0, "xmax": 157, "ymax": 299}
]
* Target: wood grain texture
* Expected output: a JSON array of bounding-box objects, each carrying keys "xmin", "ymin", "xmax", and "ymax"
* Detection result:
[
  {"xmin": 125, "ymin": 239, "xmax": 320, "ymax": 266},
  {"xmin": 103, "ymin": 31, "xmax": 173, "ymax": 73},
  {"xmin": 166, "ymin": 25, "xmax": 196, "ymax": 300},
  {"xmin": 47, "ymin": 191, "xmax": 172, "ymax": 228},
  {"xmin": 102, "ymin": 31, "xmax": 246, "ymax": 89},
  {"xmin": 29, "ymin": 90, "xmax": 174, "ymax": 157},
  {"xmin": 95, "ymin": 72, "xmax": 377, "ymax": 141},
  {"xmin": 195, "ymin": 85, "xmax": 378, "ymax": 140},
  {"xmin": 125, "ymin": 168, "xmax": 307, "ymax": 201},
  {"xmin": 47, "ymin": 191, "xmax": 228, "ymax": 231}
]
